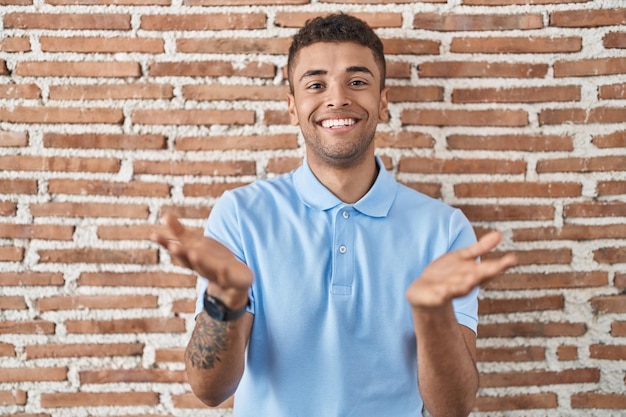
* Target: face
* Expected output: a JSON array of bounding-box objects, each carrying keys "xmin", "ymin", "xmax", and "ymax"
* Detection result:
[{"xmin": 287, "ymin": 42, "xmax": 389, "ymax": 169}]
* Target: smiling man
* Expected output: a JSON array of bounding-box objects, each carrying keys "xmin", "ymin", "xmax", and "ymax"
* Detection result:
[{"xmin": 154, "ymin": 13, "xmax": 516, "ymax": 417}]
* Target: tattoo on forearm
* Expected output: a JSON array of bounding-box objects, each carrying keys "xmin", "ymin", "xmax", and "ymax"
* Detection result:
[{"xmin": 185, "ymin": 313, "xmax": 232, "ymax": 369}]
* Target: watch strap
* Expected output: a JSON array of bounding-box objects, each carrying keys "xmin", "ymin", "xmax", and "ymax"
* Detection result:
[{"xmin": 203, "ymin": 293, "xmax": 248, "ymax": 322}]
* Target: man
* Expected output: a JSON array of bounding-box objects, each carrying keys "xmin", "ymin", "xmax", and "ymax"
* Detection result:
[{"xmin": 153, "ymin": 13, "xmax": 517, "ymax": 417}]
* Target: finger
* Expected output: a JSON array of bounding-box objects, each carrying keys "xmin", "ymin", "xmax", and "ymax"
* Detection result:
[
  {"xmin": 162, "ymin": 213, "xmax": 186, "ymax": 239},
  {"xmin": 475, "ymin": 253, "xmax": 517, "ymax": 282},
  {"xmin": 460, "ymin": 231, "xmax": 503, "ymax": 260}
]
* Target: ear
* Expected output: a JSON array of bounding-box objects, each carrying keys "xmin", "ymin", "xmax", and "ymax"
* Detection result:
[
  {"xmin": 378, "ymin": 87, "xmax": 390, "ymax": 123},
  {"xmin": 287, "ymin": 93, "xmax": 300, "ymax": 126}
]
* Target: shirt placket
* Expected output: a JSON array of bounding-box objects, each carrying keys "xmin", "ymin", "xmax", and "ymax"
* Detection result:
[{"xmin": 331, "ymin": 206, "xmax": 355, "ymax": 295}]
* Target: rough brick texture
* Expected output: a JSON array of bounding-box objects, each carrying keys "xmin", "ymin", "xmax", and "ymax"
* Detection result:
[{"xmin": 0, "ymin": 0, "xmax": 624, "ymax": 416}]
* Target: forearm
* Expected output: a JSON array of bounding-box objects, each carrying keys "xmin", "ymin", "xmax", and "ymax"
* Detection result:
[
  {"xmin": 412, "ymin": 304, "xmax": 478, "ymax": 417},
  {"xmin": 185, "ymin": 311, "xmax": 253, "ymax": 407}
]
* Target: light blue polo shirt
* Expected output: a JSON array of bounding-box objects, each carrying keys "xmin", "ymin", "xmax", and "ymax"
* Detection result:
[{"xmin": 196, "ymin": 156, "xmax": 478, "ymax": 417}]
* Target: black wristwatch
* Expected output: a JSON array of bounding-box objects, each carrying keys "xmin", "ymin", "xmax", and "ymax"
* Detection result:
[{"xmin": 203, "ymin": 293, "xmax": 248, "ymax": 322}]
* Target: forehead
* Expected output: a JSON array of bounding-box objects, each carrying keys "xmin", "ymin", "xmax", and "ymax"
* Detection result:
[{"xmin": 291, "ymin": 41, "xmax": 381, "ymax": 79}]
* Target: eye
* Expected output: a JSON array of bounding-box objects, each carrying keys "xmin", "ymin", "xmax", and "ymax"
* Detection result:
[
  {"xmin": 350, "ymin": 79, "xmax": 367, "ymax": 87},
  {"xmin": 307, "ymin": 82, "xmax": 324, "ymax": 90}
]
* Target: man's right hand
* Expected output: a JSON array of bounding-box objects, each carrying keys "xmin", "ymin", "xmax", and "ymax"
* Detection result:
[{"xmin": 151, "ymin": 213, "xmax": 253, "ymax": 310}]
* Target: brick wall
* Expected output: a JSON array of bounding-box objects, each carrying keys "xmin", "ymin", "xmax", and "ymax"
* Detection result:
[{"xmin": 1, "ymin": 0, "xmax": 625, "ymax": 415}]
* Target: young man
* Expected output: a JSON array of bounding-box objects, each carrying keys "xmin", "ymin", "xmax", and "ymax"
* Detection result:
[{"xmin": 154, "ymin": 13, "xmax": 516, "ymax": 417}]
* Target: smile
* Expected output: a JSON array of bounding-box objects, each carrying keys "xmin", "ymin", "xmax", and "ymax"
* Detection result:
[{"xmin": 320, "ymin": 118, "xmax": 357, "ymax": 129}]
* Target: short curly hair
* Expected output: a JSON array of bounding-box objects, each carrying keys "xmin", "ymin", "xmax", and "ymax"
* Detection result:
[{"xmin": 287, "ymin": 13, "xmax": 386, "ymax": 93}]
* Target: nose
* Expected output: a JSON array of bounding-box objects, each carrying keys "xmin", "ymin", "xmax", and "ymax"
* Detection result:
[{"xmin": 325, "ymin": 83, "xmax": 351, "ymax": 108}]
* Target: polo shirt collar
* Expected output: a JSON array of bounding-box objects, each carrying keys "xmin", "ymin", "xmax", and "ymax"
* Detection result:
[{"xmin": 293, "ymin": 155, "xmax": 397, "ymax": 218}]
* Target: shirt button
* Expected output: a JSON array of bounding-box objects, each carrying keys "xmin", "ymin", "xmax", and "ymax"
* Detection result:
[
  {"xmin": 339, "ymin": 245, "xmax": 347, "ymax": 254},
  {"xmin": 342, "ymin": 211, "xmax": 349, "ymax": 219}
]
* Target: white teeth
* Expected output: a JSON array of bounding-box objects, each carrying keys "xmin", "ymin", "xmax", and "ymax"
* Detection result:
[{"xmin": 321, "ymin": 118, "xmax": 356, "ymax": 128}]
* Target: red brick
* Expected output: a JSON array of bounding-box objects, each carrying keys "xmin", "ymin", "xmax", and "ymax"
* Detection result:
[
  {"xmin": 386, "ymin": 61, "xmax": 411, "ymax": 79},
  {"xmin": 173, "ymin": 298, "xmax": 195, "ymax": 313},
  {"xmin": 96, "ymin": 224, "xmax": 185, "ymax": 241},
  {"xmin": 414, "ymin": 13, "xmax": 542, "ymax": 31},
  {"xmin": 3, "ymin": 13, "xmax": 131, "ymax": 30},
  {"xmin": 80, "ymin": 368, "xmax": 186, "ymax": 384},
  {"xmin": 78, "ymin": 271, "xmax": 196, "ymax": 288},
  {"xmin": 0, "ymin": 106, "xmax": 123, "ymax": 124},
  {"xmin": 401, "ymin": 109, "xmax": 528, "ymax": 126},
  {"xmin": 267, "ymin": 157, "xmax": 302, "ymax": 174},
  {"xmin": 447, "ymin": 134, "xmax": 572, "ymax": 151},
  {"xmin": 604, "ymin": 32, "xmax": 626, "ymax": 49},
  {"xmin": 49, "ymin": 84, "xmax": 173, "ymax": 100},
  {"xmin": 65, "ymin": 317, "xmax": 185, "ymax": 334},
  {"xmin": 134, "ymin": 159, "xmax": 256, "ymax": 176},
  {"xmin": 183, "ymin": 182, "xmax": 251, "ymax": 198},
  {"xmin": 131, "ymin": 109, "xmax": 255, "ymax": 125},
  {"xmin": 0, "ymin": 131, "xmax": 29, "ymax": 147},
  {"xmin": 0, "ymin": 296, "xmax": 27, "ymax": 310},
  {"xmin": 183, "ymin": 84, "xmax": 288, "ymax": 101},
  {"xmin": 0, "ymin": 272, "xmax": 64, "ymax": 286},
  {"xmin": 177, "ymin": 37, "xmax": 291, "ymax": 54},
  {"xmin": 477, "ymin": 346, "xmax": 545, "ymax": 362},
  {"xmin": 555, "ymin": 58, "xmax": 626, "ymax": 77},
  {"xmin": 149, "ymin": 60, "xmax": 275, "ymax": 78},
  {"xmin": 542, "ymin": 107, "xmax": 626, "ymax": 124},
  {"xmin": 401, "ymin": 182, "xmax": 439, "ymax": 199},
  {"xmin": 0, "ymin": 247, "xmax": 24, "ymax": 261},
  {"xmin": 594, "ymin": 130, "xmax": 626, "ymax": 147},
  {"xmin": 0, "ymin": 201, "xmax": 17, "ymax": 215},
  {"xmin": 376, "ymin": 132, "xmax": 434, "ymax": 149},
  {"xmin": 0, "ymin": 390, "xmax": 27, "ymax": 406},
  {"xmin": 536, "ymin": 156, "xmax": 626, "ymax": 174},
  {"xmin": 155, "ymin": 347, "xmax": 184, "ymax": 363},
  {"xmin": 599, "ymin": 83, "xmax": 626, "ymax": 100},
  {"xmin": 557, "ymin": 345, "xmax": 578, "ymax": 361},
  {"xmin": 464, "ymin": 0, "xmax": 586, "ymax": 4},
  {"xmin": 172, "ymin": 392, "xmax": 233, "ymax": 408},
  {"xmin": 551, "ymin": 8, "xmax": 626, "ymax": 28},
  {"xmin": 0, "ymin": 36, "xmax": 31, "ymax": 52},
  {"xmin": 418, "ymin": 61, "xmax": 548, "ymax": 78},
  {"xmin": 398, "ymin": 157, "xmax": 526, "ymax": 174},
  {"xmin": 453, "ymin": 85, "xmax": 580, "ymax": 103},
  {"xmin": 0, "ymin": 320, "xmax": 55, "ymax": 334},
  {"xmin": 595, "ymin": 247, "xmax": 626, "ymax": 264},
  {"xmin": 612, "ymin": 321, "xmax": 626, "ymax": 336},
  {"xmin": 15, "ymin": 61, "xmax": 140, "ymax": 77},
  {"xmin": 381, "ymin": 38, "xmax": 440, "ymax": 55},
  {"xmin": 478, "ymin": 321, "xmax": 586, "ymax": 338},
  {"xmin": 454, "ymin": 181, "xmax": 581, "ymax": 198},
  {"xmin": 474, "ymin": 393, "xmax": 557, "ymax": 412},
  {"xmin": 388, "ymin": 86, "xmax": 443, "ymax": 103},
  {"xmin": 591, "ymin": 295, "xmax": 626, "ymax": 314},
  {"xmin": 38, "ymin": 248, "xmax": 158, "ymax": 264},
  {"xmin": 0, "ymin": 178, "xmax": 37, "ymax": 194},
  {"xmin": 275, "ymin": 12, "xmax": 402, "ymax": 28},
  {"xmin": 0, "ymin": 224, "xmax": 74, "ymax": 240},
  {"xmin": 184, "ymin": 0, "xmax": 306, "ymax": 4},
  {"xmin": 0, "ymin": 60, "xmax": 7, "ymax": 75},
  {"xmin": 479, "ymin": 295, "xmax": 564, "ymax": 314},
  {"xmin": 141, "ymin": 13, "xmax": 266, "ymax": 31},
  {"xmin": 565, "ymin": 202, "xmax": 626, "ymax": 218},
  {"xmin": 451, "ymin": 36, "xmax": 580, "ymax": 53},
  {"xmin": 0, "ymin": 155, "xmax": 120, "ymax": 173},
  {"xmin": 40, "ymin": 392, "xmax": 159, "ymax": 408},
  {"xmin": 571, "ymin": 393, "xmax": 626, "ymax": 409},
  {"xmin": 0, "ymin": 342, "xmax": 16, "ymax": 356},
  {"xmin": 264, "ymin": 109, "xmax": 291, "ymax": 125},
  {"xmin": 25, "ymin": 343, "xmax": 144, "ymax": 359},
  {"xmin": 0, "ymin": 84, "xmax": 40, "ymax": 99},
  {"xmin": 487, "ymin": 248, "xmax": 571, "ymax": 265},
  {"xmin": 484, "ymin": 271, "xmax": 608, "ymax": 291},
  {"xmin": 481, "ymin": 368, "xmax": 599, "ymax": 387},
  {"xmin": 43, "ymin": 132, "xmax": 166, "ymax": 149},
  {"xmin": 513, "ymin": 225, "xmax": 626, "ymax": 241},
  {"xmin": 616, "ymin": 273, "xmax": 626, "ymax": 288},
  {"xmin": 1, "ymin": 367, "xmax": 67, "ymax": 382},
  {"xmin": 38, "ymin": 295, "xmax": 158, "ymax": 311},
  {"xmin": 175, "ymin": 134, "xmax": 298, "ymax": 151},
  {"xmin": 40, "ymin": 36, "xmax": 163, "ymax": 53},
  {"xmin": 160, "ymin": 204, "xmax": 211, "ymax": 220},
  {"xmin": 48, "ymin": 179, "xmax": 170, "ymax": 197},
  {"xmin": 457, "ymin": 204, "xmax": 554, "ymax": 221},
  {"xmin": 30, "ymin": 202, "xmax": 149, "ymax": 219},
  {"xmin": 589, "ymin": 344, "xmax": 626, "ymax": 360},
  {"xmin": 598, "ymin": 181, "xmax": 626, "ymax": 196}
]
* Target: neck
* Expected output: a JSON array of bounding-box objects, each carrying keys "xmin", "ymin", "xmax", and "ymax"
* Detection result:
[{"xmin": 307, "ymin": 154, "xmax": 379, "ymax": 204}]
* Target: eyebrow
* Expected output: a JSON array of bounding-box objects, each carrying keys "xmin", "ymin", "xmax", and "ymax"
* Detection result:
[{"xmin": 299, "ymin": 66, "xmax": 374, "ymax": 82}]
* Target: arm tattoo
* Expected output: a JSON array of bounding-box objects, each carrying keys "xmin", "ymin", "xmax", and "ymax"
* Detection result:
[{"xmin": 185, "ymin": 313, "xmax": 233, "ymax": 369}]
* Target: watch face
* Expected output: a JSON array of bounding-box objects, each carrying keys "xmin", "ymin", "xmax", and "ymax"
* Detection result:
[{"xmin": 203, "ymin": 294, "xmax": 247, "ymax": 321}]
